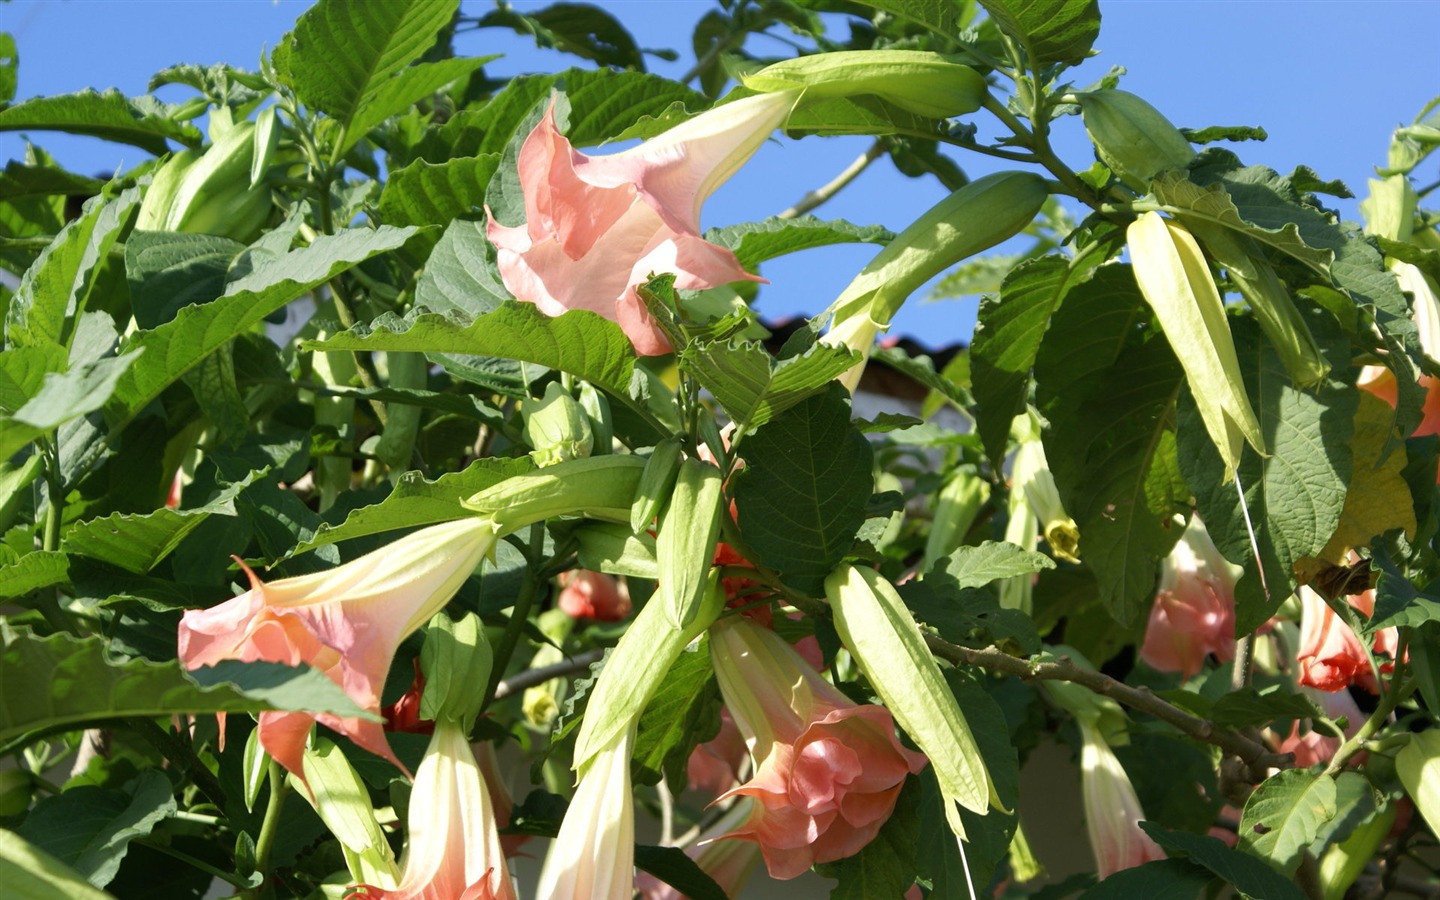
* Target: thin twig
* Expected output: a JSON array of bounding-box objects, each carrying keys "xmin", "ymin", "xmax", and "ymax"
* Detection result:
[
  {"xmin": 492, "ymin": 648, "xmax": 604, "ymax": 700},
  {"xmin": 778, "ymin": 139, "xmax": 887, "ymax": 219}
]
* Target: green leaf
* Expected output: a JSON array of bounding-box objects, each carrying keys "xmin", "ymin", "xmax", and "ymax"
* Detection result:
[
  {"xmin": 1035, "ymin": 264, "xmax": 1190, "ymax": 625},
  {"xmin": 7, "ymin": 188, "xmax": 139, "ymax": 349},
  {"xmin": 1141, "ymin": 821, "xmax": 1305, "ymax": 900},
  {"xmin": 972, "ymin": 256, "xmax": 1076, "ymax": 468},
  {"xmin": 107, "ymin": 226, "xmax": 418, "ymax": 425},
  {"xmin": 705, "ymin": 215, "xmax": 893, "ymax": 271},
  {"xmin": 679, "ymin": 339, "xmax": 858, "ymax": 430},
  {"xmin": 1367, "ymin": 549, "xmax": 1440, "ymax": 633},
  {"xmin": 478, "ymin": 3, "xmax": 647, "ymax": 71},
  {"xmin": 1178, "ymin": 319, "xmax": 1354, "ymax": 633},
  {"xmin": 943, "ymin": 539, "xmax": 1056, "ymax": 590},
  {"xmin": 378, "ymin": 154, "xmax": 500, "ymax": 227},
  {"xmin": 0, "ymin": 551, "xmax": 71, "ymax": 600},
  {"xmin": 286, "ymin": 0, "xmax": 459, "ymax": 133},
  {"xmin": 0, "ymin": 829, "xmax": 117, "ymax": 900},
  {"xmin": 0, "ymin": 161, "xmax": 105, "ymax": 204},
  {"xmin": 978, "ymin": 0, "xmax": 1102, "ymax": 67},
  {"xmin": 0, "ymin": 34, "xmax": 15, "ymax": 105},
  {"xmin": 1153, "ymin": 171, "xmax": 1331, "ymax": 276},
  {"xmin": 631, "ymin": 641, "xmax": 720, "ymax": 789},
  {"xmin": 16, "ymin": 770, "xmax": 175, "ymax": 888},
  {"xmin": 633, "ymin": 845, "xmax": 727, "ymax": 900},
  {"xmin": 870, "ymin": 344, "xmax": 971, "ymax": 409},
  {"xmin": 731, "ymin": 385, "xmax": 873, "ymax": 596},
  {"xmin": 344, "ymin": 55, "xmax": 496, "ymax": 152},
  {"xmin": 61, "ymin": 472, "xmax": 259, "ymax": 574},
  {"xmin": 0, "ymin": 342, "xmax": 67, "ymax": 412},
  {"xmin": 7, "ymin": 349, "xmax": 142, "ymax": 433},
  {"xmin": 286, "ymin": 457, "xmax": 532, "ymax": 559},
  {"xmin": 124, "ymin": 231, "xmax": 245, "ymax": 329},
  {"xmin": 413, "ymin": 218, "xmax": 511, "ymax": 317},
  {"xmin": 305, "ymin": 301, "xmax": 637, "ymax": 399},
  {"xmin": 0, "ymin": 90, "xmax": 201, "ymax": 155},
  {"xmin": 849, "ymin": 0, "xmax": 963, "ymax": 37},
  {"xmin": 781, "ymin": 94, "xmax": 946, "ymax": 140},
  {"xmin": 1237, "ymin": 769, "xmax": 1338, "ymax": 874},
  {"xmin": 1078, "ymin": 858, "xmax": 1214, "ymax": 900},
  {"xmin": 818, "ymin": 777, "xmax": 920, "ymax": 900},
  {"xmin": 1209, "ymin": 687, "xmax": 1323, "ymax": 730},
  {"xmin": 0, "ymin": 630, "xmax": 374, "ymax": 748},
  {"xmin": 901, "ymin": 574, "xmax": 1041, "ymax": 655}
]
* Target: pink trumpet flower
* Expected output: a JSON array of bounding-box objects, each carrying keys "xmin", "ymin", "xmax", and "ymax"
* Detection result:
[
  {"xmin": 556, "ymin": 569, "xmax": 632, "ymax": 622},
  {"xmin": 1139, "ymin": 517, "xmax": 1238, "ymax": 679},
  {"xmin": 178, "ymin": 518, "xmax": 495, "ymax": 778},
  {"xmin": 486, "ymin": 91, "xmax": 795, "ymax": 355},
  {"xmin": 348, "ymin": 721, "xmax": 516, "ymax": 900},
  {"xmin": 1296, "ymin": 585, "xmax": 1398, "ymax": 694},
  {"xmin": 1079, "ymin": 720, "xmax": 1165, "ymax": 879},
  {"xmin": 709, "ymin": 617, "xmax": 927, "ymax": 879}
]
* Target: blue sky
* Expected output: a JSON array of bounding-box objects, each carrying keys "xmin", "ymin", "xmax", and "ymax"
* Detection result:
[{"xmin": 3, "ymin": 0, "xmax": 1438, "ymax": 348}]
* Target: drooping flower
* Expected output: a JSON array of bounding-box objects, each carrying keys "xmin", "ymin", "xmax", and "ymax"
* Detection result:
[
  {"xmin": 1270, "ymin": 688, "xmax": 1362, "ymax": 769},
  {"xmin": 348, "ymin": 721, "xmax": 516, "ymax": 900},
  {"xmin": 687, "ymin": 707, "xmax": 748, "ymax": 797},
  {"xmin": 1139, "ymin": 516, "xmax": 1239, "ymax": 679},
  {"xmin": 178, "ymin": 517, "xmax": 495, "ymax": 777},
  {"xmin": 708, "ymin": 617, "xmax": 927, "ymax": 880},
  {"xmin": 486, "ymin": 92, "xmax": 795, "ymax": 355},
  {"xmin": 1358, "ymin": 261, "xmax": 1440, "ymax": 480},
  {"xmin": 1295, "ymin": 585, "xmax": 1398, "ymax": 693},
  {"xmin": 555, "ymin": 569, "xmax": 631, "ymax": 622},
  {"xmin": 535, "ymin": 730, "xmax": 636, "ymax": 900},
  {"xmin": 1079, "ymin": 719, "xmax": 1165, "ymax": 879}
]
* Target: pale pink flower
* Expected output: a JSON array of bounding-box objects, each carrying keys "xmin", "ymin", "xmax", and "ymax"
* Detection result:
[
  {"xmin": 686, "ymin": 707, "xmax": 748, "ymax": 797},
  {"xmin": 535, "ymin": 730, "xmax": 636, "ymax": 900},
  {"xmin": 556, "ymin": 569, "xmax": 632, "ymax": 622},
  {"xmin": 178, "ymin": 518, "xmax": 495, "ymax": 777},
  {"xmin": 709, "ymin": 617, "xmax": 927, "ymax": 879},
  {"xmin": 1271, "ymin": 689, "xmax": 1361, "ymax": 769},
  {"xmin": 1296, "ymin": 586, "xmax": 1397, "ymax": 694},
  {"xmin": 349, "ymin": 721, "xmax": 516, "ymax": 900},
  {"xmin": 1140, "ymin": 517, "xmax": 1238, "ymax": 679},
  {"xmin": 1079, "ymin": 720, "xmax": 1165, "ymax": 879},
  {"xmin": 486, "ymin": 92, "xmax": 795, "ymax": 355}
]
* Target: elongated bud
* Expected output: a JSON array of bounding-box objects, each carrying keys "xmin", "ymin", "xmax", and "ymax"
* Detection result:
[
  {"xmin": 631, "ymin": 437, "xmax": 683, "ymax": 532},
  {"xmin": 1361, "ymin": 174, "xmax": 1416, "ymax": 243},
  {"xmin": 1077, "ymin": 90, "xmax": 1195, "ymax": 193},
  {"xmin": 824, "ymin": 171, "xmax": 1048, "ymax": 388},
  {"xmin": 164, "ymin": 120, "xmax": 272, "ymax": 242},
  {"xmin": 1318, "ymin": 799, "xmax": 1397, "ymax": 900},
  {"xmin": 522, "ymin": 382, "xmax": 594, "ymax": 467},
  {"xmin": 1128, "ymin": 212, "xmax": 1264, "ymax": 481},
  {"xmin": 293, "ymin": 739, "xmax": 400, "ymax": 889},
  {"xmin": 923, "ymin": 468, "xmax": 990, "ymax": 572},
  {"xmin": 577, "ymin": 382, "xmax": 613, "ymax": 454},
  {"xmin": 572, "ymin": 573, "xmax": 725, "ymax": 776},
  {"xmin": 826, "ymin": 564, "xmax": 995, "ymax": 837},
  {"xmin": 251, "ymin": 106, "xmax": 279, "ymax": 189},
  {"xmin": 462, "ymin": 454, "xmax": 647, "ymax": 534},
  {"xmin": 656, "ymin": 458, "xmax": 726, "ymax": 630},
  {"xmin": 135, "ymin": 148, "xmax": 200, "ymax": 231},
  {"xmin": 1397, "ymin": 731, "xmax": 1440, "ymax": 840},
  {"xmin": 742, "ymin": 50, "xmax": 987, "ymax": 120},
  {"xmin": 419, "ymin": 611, "xmax": 493, "ymax": 731},
  {"xmin": 1011, "ymin": 421, "xmax": 1080, "ymax": 563},
  {"xmin": 1181, "ymin": 221, "xmax": 1329, "ymax": 387},
  {"xmin": 572, "ymin": 521, "xmax": 659, "ymax": 579}
]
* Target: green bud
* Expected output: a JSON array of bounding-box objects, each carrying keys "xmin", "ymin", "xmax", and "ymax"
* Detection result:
[
  {"xmin": 419, "ymin": 611, "xmax": 493, "ymax": 732},
  {"xmin": 631, "ymin": 437, "xmax": 684, "ymax": 532},
  {"xmin": 742, "ymin": 49, "xmax": 988, "ymax": 120},
  {"xmin": 572, "ymin": 521, "xmax": 659, "ymax": 580},
  {"xmin": 655, "ymin": 458, "xmax": 725, "ymax": 630},
  {"xmin": 135, "ymin": 149, "xmax": 200, "ymax": 231},
  {"xmin": 576, "ymin": 382, "xmax": 613, "ymax": 454},
  {"xmin": 922, "ymin": 467, "xmax": 990, "ymax": 572},
  {"xmin": 1077, "ymin": 89, "xmax": 1195, "ymax": 193},
  {"xmin": 522, "ymin": 382, "xmax": 594, "ymax": 467},
  {"xmin": 162, "ymin": 120, "xmax": 273, "ymax": 242},
  {"xmin": 462, "ymin": 454, "xmax": 648, "ymax": 534}
]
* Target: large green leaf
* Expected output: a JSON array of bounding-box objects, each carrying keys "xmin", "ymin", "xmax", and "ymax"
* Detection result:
[
  {"xmin": 61, "ymin": 473, "xmax": 259, "ymax": 574},
  {"xmin": 16, "ymin": 770, "xmax": 174, "ymax": 888},
  {"xmin": 0, "ymin": 630, "xmax": 375, "ymax": 748},
  {"xmin": 344, "ymin": 55, "xmax": 496, "ymax": 152},
  {"xmin": 106, "ymin": 225, "xmax": 418, "ymax": 424},
  {"xmin": 972, "ymin": 255, "xmax": 1078, "ymax": 468},
  {"xmin": 378, "ymin": 154, "xmax": 500, "ymax": 227},
  {"xmin": 306, "ymin": 301, "xmax": 637, "ymax": 399},
  {"xmin": 0, "ymin": 343, "xmax": 66, "ymax": 412},
  {"xmin": 1368, "ymin": 549, "xmax": 1440, "ymax": 633},
  {"xmin": 978, "ymin": 0, "xmax": 1102, "ymax": 67},
  {"xmin": 7, "ymin": 187, "xmax": 139, "ymax": 349},
  {"xmin": 1238, "ymin": 769, "xmax": 1338, "ymax": 874},
  {"xmin": 0, "ymin": 91, "xmax": 201, "ymax": 155},
  {"xmin": 1035, "ymin": 264, "xmax": 1190, "ymax": 625},
  {"xmin": 633, "ymin": 845, "xmax": 726, "ymax": 900},
  {"xmin": 731, "ymin": 385, "xmax": 873, "ymax": 596},
  {"xmin": 0, "ymin": 162, "xmax": 105, "ymax": 204},
  {"xmin": 0, "ymin": 551, "xmax": 71, "ymax": 600},
  {"xmin": 124, "ymin": 231, "xmax": 245, "ymax": 329},
  {"xmin": 286, "ymin": 0, "xmax": 459, "ymax": 134},
  {"xmin": 1141, "ymin": 822, "xmax": 1305, "ymax": 900},
  {"xmin": 1078, "ymin": 859, "xmax": 1214, "ymax": 900},
  {"xmin": 705, "ymin": 216, "xmax": 893, "ymax": 271},
  {"xmin": 631, "ymin": 640, "xmax": 720, "ymax": 789},
  {"xmin": 285, "ymin": 457, "xmax": 532, "ymax": 559},
  {"xmin": 942, "ymin": 540, "xmax": 1056, "ymax": 590},
  {"xmin": 412, "ymin": 218, "xmax": 511, "ymax": 316},
  {"xmin": 0, "ymin": 829, "xmax": 117, "ymax": 900},
  {"xmin": 476, "ymin": 3, "xmax": 646, "ymax": 71},
  {"xmin": 679, "ymin": 339, "xmax": 859, "ymax": 430},
  {"xmin": 850, "ymin": 0, "xmax": 965, "ymax": 37},
  {"xmin": 1178, "ymin": 318, "xmax": 1354, "ymax": 633}
]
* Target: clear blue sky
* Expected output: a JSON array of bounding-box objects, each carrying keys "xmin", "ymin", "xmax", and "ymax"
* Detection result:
[{"xmin": 4, "ymin": 0, "xmax": 1438, "ymax": 349}]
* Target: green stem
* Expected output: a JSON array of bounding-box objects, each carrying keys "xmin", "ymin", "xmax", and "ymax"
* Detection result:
[
  {"xmin": 247, "ymin": 760, "xmax": 289, "ymax": 898},
  {"xmin": 126, "ymin": 718, "xmax": 227, "ymax": 809},
  {"xmin": 1325, "ymin": 671, "xmax": 1413, "ymax": 777},
  {"xmin": 481, "ymin": 525, "xmax": 545, "ymax": 714},
  {"xmin": 38, "ymin": 440, "xmax": 79, "ymax": 636},
  {"xmin": 981, "ymin": 93, "xmax": 1100, "ymax": 211}
]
